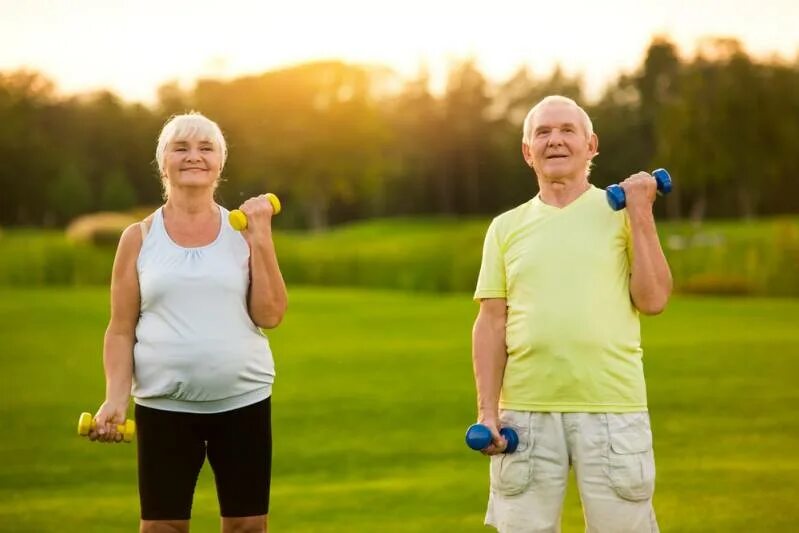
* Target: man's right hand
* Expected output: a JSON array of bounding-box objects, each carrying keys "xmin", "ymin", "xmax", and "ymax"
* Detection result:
[{"xmin": 478, "ymin": 417, "xmax": 509, "ymax": 455}]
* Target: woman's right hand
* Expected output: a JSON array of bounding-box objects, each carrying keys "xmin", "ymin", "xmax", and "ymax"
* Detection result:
[{"xmin": 89, "ymin": 400, "xmax": 129, "ymax": 443}]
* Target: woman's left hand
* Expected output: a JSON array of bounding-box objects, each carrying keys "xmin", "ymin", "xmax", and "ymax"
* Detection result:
[{"xmin": 237, "ymin": 195, "xmax": 276, "ymax": 239}]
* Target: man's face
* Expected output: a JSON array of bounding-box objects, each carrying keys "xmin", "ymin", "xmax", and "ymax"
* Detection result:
[{"xmin": 523, "ymin": 102, "xmax": 597, "ymax": 182}]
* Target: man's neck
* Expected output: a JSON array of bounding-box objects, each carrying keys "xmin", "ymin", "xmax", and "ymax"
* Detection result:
[{"xmin": 537, "ymin": 175, "xmax": 591, "ymax": 208}]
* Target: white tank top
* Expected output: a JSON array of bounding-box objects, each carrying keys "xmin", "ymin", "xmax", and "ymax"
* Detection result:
[{"xmin": 132, "ymin": 205, "xmax": 274, "ymax": 413}]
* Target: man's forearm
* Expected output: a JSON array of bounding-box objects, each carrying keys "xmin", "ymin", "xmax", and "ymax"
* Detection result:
[
  {"xmin": 629, "ymin": 210, "xmax": 673, "ymax": 314},
  {"xmin": 472, "ymin": 313, "xmax": 507, "ymax": 421}
]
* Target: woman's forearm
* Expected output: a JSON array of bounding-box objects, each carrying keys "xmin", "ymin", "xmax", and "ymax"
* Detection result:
[
  {"xmin": 248, "ymin": 230, "xmax": 288, "ymax": 328},
  {"xmin": 103, "ymin": 330, "xmax": 134, "ymax": 404}
]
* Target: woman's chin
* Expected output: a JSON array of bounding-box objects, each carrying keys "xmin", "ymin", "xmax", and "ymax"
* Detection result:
[{"xmin": 171, "ymin": 180, "xmax": 216, "ymax": 192}]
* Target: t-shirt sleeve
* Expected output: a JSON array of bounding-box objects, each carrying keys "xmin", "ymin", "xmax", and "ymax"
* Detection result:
[{"xmin": 474, "ymin": 218, "xmax": 507, "ymax": 301}]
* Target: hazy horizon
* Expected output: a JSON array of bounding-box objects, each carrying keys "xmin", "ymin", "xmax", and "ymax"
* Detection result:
[{"xmin": 2, "ymin": 0, "xmax": 798, "ymax": 104}]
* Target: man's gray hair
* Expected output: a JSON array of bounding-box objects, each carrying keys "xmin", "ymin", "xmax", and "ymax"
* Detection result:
[{"xmin": 522, "ymin": 95, "xmax": 594, "ymax": 145}]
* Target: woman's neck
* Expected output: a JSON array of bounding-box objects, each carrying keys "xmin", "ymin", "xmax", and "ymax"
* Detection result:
[{"xmin": 164, "ymin": 189, "xmax": 216, "ymax": 218}]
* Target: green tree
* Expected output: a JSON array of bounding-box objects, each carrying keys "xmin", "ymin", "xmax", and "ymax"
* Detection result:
[
  {"xmin": 655, "ymin": 38, "xmax": 789, "ymax": 220},
  {"xmin": 0, "ymin": 70, "xmax": 58, "ymax": 225},
  {"xmin": 440, "ymin": 59, "xmax": 493, "ymax": 214},
  {"xmin": 49, "ymin": 163, "xmax": 91, "ymax": 222},
  {"xmin": 384, "ymin": 67, "xmax": 444, "ymax": 216},
  {"xmin": 195, "ymin": 61, "xmax": 392, "ymax": 229},
  {"xmin": 100, "ymin": 169, "xmax": 137, "ymax": 211}
]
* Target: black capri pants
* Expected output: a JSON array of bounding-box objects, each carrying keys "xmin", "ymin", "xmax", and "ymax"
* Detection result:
[{"xmin": 135, "ymin": 397, "xmax": 272, "ymax": 520}]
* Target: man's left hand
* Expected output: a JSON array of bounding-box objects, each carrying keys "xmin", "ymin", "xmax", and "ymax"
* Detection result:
[{"xmin": 620, "ymin": 172, "xmax": 657, "ymax": 212}]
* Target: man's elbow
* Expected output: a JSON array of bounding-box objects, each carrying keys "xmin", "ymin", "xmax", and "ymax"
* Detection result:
[
  {"xmin": 637, "ymin": 302, "xmax": 667, "ymax": 315},
  {"xmin": 634, "ymin": 292, "xmax": 671, "ymax": 315}
]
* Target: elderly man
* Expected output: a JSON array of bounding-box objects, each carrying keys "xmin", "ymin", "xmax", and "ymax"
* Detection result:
[{"xmin": 472, "ymin": 95, "xmax": 671, "ymax": 532}]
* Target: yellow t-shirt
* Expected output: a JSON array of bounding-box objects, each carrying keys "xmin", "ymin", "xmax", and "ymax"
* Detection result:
[{"xmin": 474, "ymin": 186, "xmax": 647, "ymax": 412}]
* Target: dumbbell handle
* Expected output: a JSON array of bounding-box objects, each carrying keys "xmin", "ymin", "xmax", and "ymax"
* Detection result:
[
  {"xmin": 465, "ymin": 423, "xmax": 519, "ymax": 454},
  {"xmin": 606, "ymin": 168, "xmax": 673, "ymax": 211},
  {"xmin": 229, "ymin": 193, "xmax": 282, "ymax": 231},
  {"xmin": 77, "ymin": 412, "xmax": 136, "ymax": 443}
]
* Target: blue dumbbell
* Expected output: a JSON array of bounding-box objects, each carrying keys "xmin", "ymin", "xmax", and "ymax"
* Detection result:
[
  {"xmin": 465, "ymin": 423, "xmax": 519, "ymax": 454},
  {"xmin": 606, "ymin": 168, "xmax": 673, "ymax": 211}
]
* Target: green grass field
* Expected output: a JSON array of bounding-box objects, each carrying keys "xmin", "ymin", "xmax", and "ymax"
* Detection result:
[{"xmin": 0, "ymin": 287, "xmax": 798, "ymax": 532}]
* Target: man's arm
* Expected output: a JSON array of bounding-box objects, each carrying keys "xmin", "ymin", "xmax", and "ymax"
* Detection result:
[
  {"xmin": 622, "ymin": 172, "xmax": 673, "ymax": 315},
  {"xmin": 472, "ymin": 298, "xmax": 509, "ymax": 454}
]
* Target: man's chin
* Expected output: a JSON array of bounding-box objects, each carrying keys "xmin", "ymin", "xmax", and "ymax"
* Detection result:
[{"xmin": 540, "ymin": 169, "xmax": 576, "ymax": 182}]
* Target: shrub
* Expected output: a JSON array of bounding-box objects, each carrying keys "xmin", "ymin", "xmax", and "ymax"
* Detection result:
[{"xmin": 65, "ymin": 212, "xmax": 137, "ymax": 247}]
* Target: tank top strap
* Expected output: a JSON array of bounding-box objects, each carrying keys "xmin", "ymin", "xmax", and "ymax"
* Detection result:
[{"xmin": 151, "ymin": 206, "xmax": 165, "ymax": 234}]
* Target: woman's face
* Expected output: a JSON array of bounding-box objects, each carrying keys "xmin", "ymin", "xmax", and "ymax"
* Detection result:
[{"xmin": 163, "ymin": 136, "xmax": 223, "ymax": 191}]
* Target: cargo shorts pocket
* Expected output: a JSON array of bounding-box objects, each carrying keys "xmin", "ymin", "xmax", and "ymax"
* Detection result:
[
  {"xmin": 489, "ymin": 411, "xmax": 534, "ymax": 497},
  {"xmin": 606, "ymin": 412, "xmax": 656, "ymax": 502}
]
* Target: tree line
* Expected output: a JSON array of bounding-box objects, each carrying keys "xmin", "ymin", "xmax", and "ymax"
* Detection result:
[{"xmin": 1, "ymin": 36, "xmax": 797, "ymax": 229}]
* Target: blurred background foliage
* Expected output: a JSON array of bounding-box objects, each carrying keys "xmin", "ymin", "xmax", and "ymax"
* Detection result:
[
  {"xmin": 2, "ymin": 217, "xmax": 798, "ymax": 297},
  {"xmin": 1, "ymin": 36, "xmax": 798, "ymax": 296}
]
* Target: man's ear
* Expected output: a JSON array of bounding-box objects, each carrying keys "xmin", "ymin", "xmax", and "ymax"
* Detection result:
[
  {"xmin": 522, "ymin": 143, "xmax": 534, "ymax": 168},
  {"xmin": 588, "ymin": 133, "xmax": 599, "ymax": 159}
]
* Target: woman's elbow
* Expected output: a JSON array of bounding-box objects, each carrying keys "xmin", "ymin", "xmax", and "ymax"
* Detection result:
[
  {"xmin": 258, "ymin": 314, "xmax": 284, "ymax": 329},
  {"xmin": 253, "ymin": 302, "xmax": 287, "ymax": 329}
]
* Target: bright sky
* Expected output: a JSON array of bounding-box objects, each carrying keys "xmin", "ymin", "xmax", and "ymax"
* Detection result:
[{"xmin": 2, "ymin": 0, "xmax": 797, "ymax": 103}]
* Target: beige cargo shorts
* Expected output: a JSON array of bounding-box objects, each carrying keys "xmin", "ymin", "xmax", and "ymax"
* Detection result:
[{"xmin": 485, "ymin": 410, "xmax": 659, "ymax": 533}]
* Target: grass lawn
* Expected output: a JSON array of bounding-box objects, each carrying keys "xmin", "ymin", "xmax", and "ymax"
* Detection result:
[{"xmin": 0, "ymin": 287, "xmax": 797, "ymax": 532}]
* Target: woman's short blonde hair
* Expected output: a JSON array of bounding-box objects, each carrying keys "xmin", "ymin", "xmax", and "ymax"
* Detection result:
[{"xmin": 155, "ymin": 112, "xmax": 228, "ymax": 197}]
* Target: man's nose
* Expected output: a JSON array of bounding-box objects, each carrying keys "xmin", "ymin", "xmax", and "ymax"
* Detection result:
[{"xmin": 547, "ymin": 130, "xmax": 563, "ymax": 145}]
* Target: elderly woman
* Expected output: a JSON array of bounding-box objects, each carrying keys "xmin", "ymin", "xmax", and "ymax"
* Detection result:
[{"xmin": 90, "ymin": 112, "xmax": 287, "ymax": 533}]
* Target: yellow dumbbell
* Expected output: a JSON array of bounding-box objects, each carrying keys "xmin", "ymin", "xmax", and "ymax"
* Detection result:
[
  {"xmin": 229, "ymin": 193, "xmax": 282, "ymax": 231},
  {"xmin": 77, "ymin": 412, "xmax": 136, "ymax": 443}
]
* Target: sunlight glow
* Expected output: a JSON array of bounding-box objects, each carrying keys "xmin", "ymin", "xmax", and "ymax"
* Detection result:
[{"xmin": 1, "ymin": 0, "xmax": 797, "ymax": 102}]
